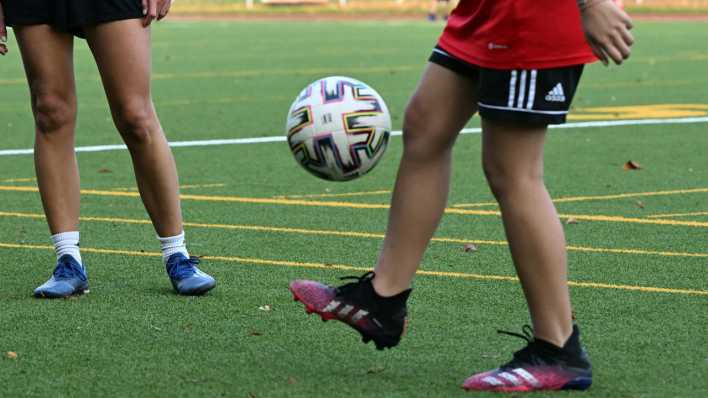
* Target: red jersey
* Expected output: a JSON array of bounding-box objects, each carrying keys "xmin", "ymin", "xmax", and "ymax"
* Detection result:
[{"xmin": 438, "ymin": 0, "xmax": 596, "ymax": 70}]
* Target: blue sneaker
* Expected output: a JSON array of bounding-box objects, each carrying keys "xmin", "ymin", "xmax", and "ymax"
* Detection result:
[
  {"xmin": 166, "ymin": 254, "xmax": 216, "ymax": 295},
  {"xmin": 34, "ymin": 255, "xmax": 89, "ymax": 298}
]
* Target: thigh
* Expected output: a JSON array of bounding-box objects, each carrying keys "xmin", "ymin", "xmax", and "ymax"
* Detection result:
[
  {"xmin": 14, "ymin": 25, "xmax": 75, "ymax": 109},
  {"xmin": 409, "ymin": 62, "xmax": 479, "ymax": 129},
  {"xmin": 83, "ymin": 18, "xmax": 151, "ymax": 112},
  {"xmin": 481, "ymin": 118, "xmax": 547, "ymax": 177},
  {"xmin": 409, "ymin": 51, "xmax": 480, "ymax": 137},
  {"xmin": 479, "ymin": 65, "xmax": 585, "ymax": 175}
]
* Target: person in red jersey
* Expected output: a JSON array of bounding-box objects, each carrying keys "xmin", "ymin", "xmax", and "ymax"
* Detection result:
[
  {"xmin": 289, "ymin": 0, "xmax": 633, "ymax": 392},
  {"xmin": 0, "ymin": 0, "xmax": 216, "ymax": 297}
]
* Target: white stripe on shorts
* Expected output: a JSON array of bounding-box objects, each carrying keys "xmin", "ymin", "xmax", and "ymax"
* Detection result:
[{"xmin": 508, "ymin": 70, "xmax": 518, "ymax": 108}]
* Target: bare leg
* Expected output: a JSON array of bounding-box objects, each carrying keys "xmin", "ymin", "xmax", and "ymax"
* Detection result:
[
  {"xmin": 372, "ymin": 63, "xmax": 478, "ymax": 296},
  {"xmin": 84, "ymin": 19, "xmax": 182, "ymax": 237},
  {"xmin": 15, "ymin": 26, "xmax": 79, "ymax": 234},
  {"xmin": 481, "ymin": 118, "xmax": 572, "ymax": 347}
]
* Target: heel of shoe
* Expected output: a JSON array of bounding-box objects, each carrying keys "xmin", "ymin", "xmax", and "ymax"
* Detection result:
[{"xmin": 562, "ymin": 376, "xmax": 592, "ymax": 390}]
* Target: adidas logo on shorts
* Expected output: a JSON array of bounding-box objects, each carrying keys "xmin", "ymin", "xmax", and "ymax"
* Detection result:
[{"xmin": 545, "ymin": 83, "xmax": 566, "ymax": 102}]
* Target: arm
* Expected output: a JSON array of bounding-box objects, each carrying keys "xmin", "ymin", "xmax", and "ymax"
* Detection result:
[
  {"xmin": 142, "ymin": 0, "xmax": 173, "ymax": 27},
  {"xmin": 578, "ymin": 0, "xmax": 634, "ymax": 66},
  {"xmin": 1, "ymin": 3, "xmax": 8, "ymax": 55}
]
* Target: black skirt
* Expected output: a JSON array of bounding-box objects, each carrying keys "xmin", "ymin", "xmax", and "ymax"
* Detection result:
[{"xmin": 0, "ymin": 0, "xmax": 144, "ymax": 38}]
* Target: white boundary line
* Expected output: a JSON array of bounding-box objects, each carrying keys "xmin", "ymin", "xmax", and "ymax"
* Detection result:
[{"xmin": 1, "ymin": 116, "xmax": 707, "ymax": 157}]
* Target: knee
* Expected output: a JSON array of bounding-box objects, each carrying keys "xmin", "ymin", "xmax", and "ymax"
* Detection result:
[
  {"xmin": 32, "ymin": 91, "xmax": 76, "ymax": 134},
  {"xmin": 482, "ymin": 158, "xmax": 543, "ymax": 201},
  {"xmin": 400, "ymin": 98, "xmax": 456, "ymax": 162},
  {"xmin": 113, "ymin": 101, "xmax": 158, "ymax": 146}
]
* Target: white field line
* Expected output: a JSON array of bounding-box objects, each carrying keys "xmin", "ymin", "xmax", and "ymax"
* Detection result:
[{"xmin": 1, "ymin": 116, "xmax": 707, "ymax": 157}]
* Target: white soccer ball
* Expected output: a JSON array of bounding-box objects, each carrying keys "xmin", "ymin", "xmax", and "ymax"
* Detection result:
[{"xmin": 286, "ymin": 76, "xmax": 391, "ymax": 181}]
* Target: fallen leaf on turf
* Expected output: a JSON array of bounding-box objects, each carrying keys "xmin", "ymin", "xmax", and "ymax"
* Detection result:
[
  {"xmin": 481, "ymin": 353, "xmax": 500, "ymax": 359},
  {"xmin": 367, "ymin": 367, "xmax": 386, "ymax": 374},
  {"xmin": 258, "ymin": 305, "xmax": 272, "ymax": 312},
  {"xmin": 248, "ymin": 393, "xmax": 257, "ymax": 398},
  {"xmin": 287, "ymin": 377, "xmax": 297, "ymax": 385},
  {"xmin": 566, "ymin": 218, "xmax": 578, "ymax": 225},
  {"xmin": 463, "ymin": 243, "xmax": 478, "ymax": 252},
  {"xmin": 248, "ymin": 331, "xmax": 263, "ymax": 336},
  {"xmin": 623, "ymin": 160, "xmax": 642, "ymax": 170},
  {"xmin": 636, "ymin": 200, "xmax": 645, "ymax": 209},
  {"xmin": 5, "ymin": 352, "xmax": 17, "ymax": 359},
  {"xmin": 97, "ymin": 168, "xmax": 112, "ymax": 173}
]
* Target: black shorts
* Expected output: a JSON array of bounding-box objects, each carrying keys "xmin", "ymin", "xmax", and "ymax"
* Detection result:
[
  {"xmin": 429, "ymin": 46, "xmax": 584, "ymax": 125},
  {"xmin": 0, "ymin": 0, "xmax": 143, "ymax": 38}
]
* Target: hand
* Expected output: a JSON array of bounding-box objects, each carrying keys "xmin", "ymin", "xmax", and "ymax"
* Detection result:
[
  {"xmin": 1, "ymin": 3, "xmax": 8, "ymax": 55},
  {"xmin": 580, "ymin": 0, "xmax": 634, "ymax": 66},
  {"xmin": 142, "ymin": 0, "xmax": 173, "ymax": 26},
  {"xmin": 158, "ymin": 0, "xmax": 173, "ymax": 21}
]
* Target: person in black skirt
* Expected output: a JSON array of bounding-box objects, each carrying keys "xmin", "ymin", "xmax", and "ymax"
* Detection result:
[{"xmin": 0, "ymin": 0, "xmax": 217, "ymax": 297}]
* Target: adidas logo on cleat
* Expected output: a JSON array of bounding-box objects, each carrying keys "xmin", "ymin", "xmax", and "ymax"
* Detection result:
[{"xmin": 545, "ymin": 83, "xmax": 566, "ymax": 102}]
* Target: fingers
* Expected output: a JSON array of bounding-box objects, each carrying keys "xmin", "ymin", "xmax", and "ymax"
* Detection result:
[
  {"xmin": 611, "ymin": 32, "xmax": 632, "ymax": 61},
  {"xmin": 143, "ymin": 0, "xmax": 158, "ymax": 27},
  {"xmin": 0, "ymin": 11, "xmax": 7, "ymax": 55},
  {"xmin": 157, "ymin": 0, "xmax": 172, "ymax": 21},
  {"xmin": 588, "ymin": 39, "xmax": 609, "ymax": 66},
  {"xmin": 621, "ymin": 10, "xmax": 634, "ymax": 30},
  {"xmin": 581, "ymin": 0, "xmax": 634, "ymax": 66},
  {"xmin": 604, "ymin": 41, "xmax": 625, "ymax": 65},
  {"xmin": 620, "ymin": 24, "xmax": 635, "ymax": 47}
]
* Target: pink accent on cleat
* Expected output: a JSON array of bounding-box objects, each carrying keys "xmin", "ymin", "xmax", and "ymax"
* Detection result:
[
  {"xmin": 288, "ymin": 274, "xmax": 408, "ymax": 350},
  {"xmin": 463, "ymin": 366, "xmax": 591, "ymax": 392},
  {"xmin": 289, "ymin": 280, "xmax": 337, "ymax": 312}
]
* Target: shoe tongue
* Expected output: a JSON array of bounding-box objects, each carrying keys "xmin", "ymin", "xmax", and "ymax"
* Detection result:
[
  {"xmin": 533, "ymin": 337, "xmax": 565, "ymax": 355},
  {"xmin": 534, "ymin": 325, "xmax": 582, "ymax": 357}
]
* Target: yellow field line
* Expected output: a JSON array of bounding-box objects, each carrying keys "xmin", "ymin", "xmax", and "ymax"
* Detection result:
[
  {"xmin": 111, "ymin": 183, "xmax": 226, "ymax": 192},
  {"xmin": 647, "ymin": 211, "xmax": 708, "ymax": 219},
  {"xmin": 454, "ymin": 187, "xmax": 708, "ymax": 208},
  {"xmin": 0, "ymin": 65, "xmax": 422, "ymax": 87},
  {"xmin": 0, "ymin": 177, "xmax": 36, "ymax": 183},
  {"xmin": 1, "ymin": 241, "xmax": 706, "ymax": 297},
  {"xmin": 2, "ymin": 211, "xmax": 708, "ymax": 259},
  {"xmin": 451, "ymin": 201, "xmax": 498, "ymax": 208},
  {"xmin": 274, "ymin": 190, "xmax": 391, "ymax": 199},
  {"xmin": 557, "ymin": 213, "xmax": 708, "ymax": 228},
  {"xmin": 3, "ymin": 185, "xmax": 708, "ymax": 228}
]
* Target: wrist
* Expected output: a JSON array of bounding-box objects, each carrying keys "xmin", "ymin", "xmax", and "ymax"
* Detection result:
[{"xmin": 578, "ymin": 0, "xmax": 609, "ymax": 12}]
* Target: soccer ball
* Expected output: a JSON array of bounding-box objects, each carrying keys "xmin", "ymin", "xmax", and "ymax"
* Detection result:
[{"xmin": 286, "ymin": 76, "xmax": 391, "ymax": 181}]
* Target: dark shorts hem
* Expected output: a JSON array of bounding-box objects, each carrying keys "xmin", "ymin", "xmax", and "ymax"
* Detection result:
[
  {"xmin": 1, "ymin": 0, "xmax": 144, "ymax": 38},
  {"xmin": 429, "ymin": 45, "xmax": 583, "ymax": 126},
  {"xmin": 429, "ymin": 46, "xmax": 480, "ymax": 80},
  {"xmin": 477, "ymin": 105, "xmax": 567, "ymax": 125}
]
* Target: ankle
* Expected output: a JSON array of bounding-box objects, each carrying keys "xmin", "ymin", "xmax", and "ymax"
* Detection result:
[
  {"xmin": 158, "ymin": 231, "xmax": 189, "ymax": 265},
  {"xmin": 51, "ymin": 231, "xmax": 82, "ymax": 265},
  {"xmin": 371, "ymin": 275, "xmax": 411, "ymax": 298},
  {"xmin": 534, "ymin": 323, "xmax": 574, "ymax": 348}
]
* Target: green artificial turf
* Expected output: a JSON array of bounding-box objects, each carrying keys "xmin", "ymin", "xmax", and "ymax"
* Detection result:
[{"xmin": 0, "ymin": 20, "xmax": 707, "ymax": 397}]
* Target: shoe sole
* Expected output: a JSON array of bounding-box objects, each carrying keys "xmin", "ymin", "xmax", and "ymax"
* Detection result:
[
  {"xmin": 34, "ymin": 287, "xmax": 90, "ymax": 299},
  {"xmin": 176, "ymin": 281, "xmax": 216, "ymax": 296},
  {"xmin": 289, "ymin": 285, "xmax": 402, "ymax": 351},
  {"xmin": 463, "ymin": 375, "xmax": 592, "ymax": 392}
]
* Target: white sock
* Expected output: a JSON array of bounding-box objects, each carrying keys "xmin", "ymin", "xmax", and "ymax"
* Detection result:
[
  {"xmin": 51, "ymin": 231, "xmax": 82, "ymax": 265},
  {"xmin": 158, "ymin": 231, "xmax": 189, "ymax": 264}
]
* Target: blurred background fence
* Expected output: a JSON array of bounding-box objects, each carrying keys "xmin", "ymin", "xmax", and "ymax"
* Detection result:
[{"xmin": 170, "ymin": 0, "xmax": 708, "ymax": 16}]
